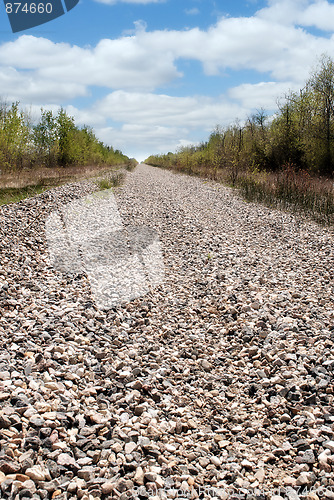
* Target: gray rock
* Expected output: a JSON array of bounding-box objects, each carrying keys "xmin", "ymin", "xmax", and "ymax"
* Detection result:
[{"xmin": 0, "ymin": 164, "xmax": 333, "ymax": 499}]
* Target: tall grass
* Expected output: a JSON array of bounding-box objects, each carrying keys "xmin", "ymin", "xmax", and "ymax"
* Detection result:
[
  {"xmin": 239, "ymin": 164, "xmax": 334, "ymax": 224},
  {"xmin": 146, "ymin": 155, "xmax": 334, "ymax": 225},
  {"xmin": 0, "ymin": 164, "xmax": 120, "ymax": 189},
  {"xmin": 124, "ymin": 159, "xmax": 138, "ymax": 171},
  {"xmin": 0, "ymin": 164, "xmax": 128, "ymax": 205},
  {"xmin": 95, "ymin": 170, "xmax": 126, "ymax": 190},
  {"xmin": 0, "ymin": 181, "xmax": 52, "ymax": 206}
]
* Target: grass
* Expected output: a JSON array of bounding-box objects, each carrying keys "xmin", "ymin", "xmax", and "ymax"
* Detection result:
[
  {"xmin": 0, "ymin": 164, "xmax": 115, "ymax": 189},
  {"xmin": 238, "ymin": 165, "xmax": 334, "ymax": 225},
  {"xmin": 0, "ymin": 163, "xmax": 130, "ymax": 206},
  {"xmin": 0, "ymin": 182, "xmax": 51, "ymax": 206},
  {"xmin": 124, "ymin": 160, "xmax": 138, "ymax": 172},
  {"xmin": 97, "ymin": 178, "xmax": 114, "ymax": 190},
  {"xmin": 95, "ymin": 171, "xmax": 125, "ymax": 191}
]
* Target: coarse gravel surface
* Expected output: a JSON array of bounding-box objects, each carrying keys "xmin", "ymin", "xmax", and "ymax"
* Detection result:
[{"xmin": 0, "ymin": 163, "xmax": 334, "ymax": 500}]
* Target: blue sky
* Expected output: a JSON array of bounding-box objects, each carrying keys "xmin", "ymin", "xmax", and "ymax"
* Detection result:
[{"xmin": 1, "ymin": 0, "xmax": 334, "ymax": 161}]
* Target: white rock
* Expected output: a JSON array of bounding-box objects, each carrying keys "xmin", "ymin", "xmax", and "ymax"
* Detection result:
[{"xmin": 25, "ymin": 465, "xmax": 47, "ymax": 481}]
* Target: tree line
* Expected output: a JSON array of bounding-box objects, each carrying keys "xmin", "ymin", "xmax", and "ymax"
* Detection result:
[
  {"xmin": 146, "ymin": 55, "xmax": 334, "ymax": 180},
  {"xmin": 0, "ymin": 102, "xmax": 131, "ymax": 171}
]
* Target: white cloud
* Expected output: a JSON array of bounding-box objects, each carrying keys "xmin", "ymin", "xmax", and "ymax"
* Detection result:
[
  {"xmin": 300, "ymin": 1, "xmax": 334, "ymax": 31},
  {"xmin": 69, "ymin": 91, "xmax": 246, "ymax": 130},
  {"xmin": 1, "ymin": 0, "xmax": 334, "ymax": 158},
  {"xmin": 228, "ymin": 81, "xmax": 301, "ymax": 109},
  {"xmin": 1, "ymin": 9, "xmax": 333, "ymax": 103},
  {"xmin": 257, "ymin": 0, "xmax": 334, "ymax": 31},
  {"xmin": 0, "ymin": 35, "xmax": 181, "ymax": 94},
  {"xmin": 95, "ymin": 124, "xmax": 195, "ymax": 161},
  {"xmin": 257, "ymin": 0, "xmax": 309, "ymax": 26},
  {"xmin": 165, "ymin": 16, "xmax": 332, "ymax": 81},
  {"xmin": 65, "ymin": 90, "xmax": 250, "ymax": 159},
  {"xmin": 0, "ymin": 66, "xmax": 87, "ymax": 104},
  {"xmin": 25, "ymin": 97, "xmax": 243, "ymax": 161}
]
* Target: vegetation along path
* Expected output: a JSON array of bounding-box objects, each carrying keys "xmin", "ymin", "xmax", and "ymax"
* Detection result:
[{"xmin": 0, "ymin": 163, "xmax": 334, "ymax": 499}]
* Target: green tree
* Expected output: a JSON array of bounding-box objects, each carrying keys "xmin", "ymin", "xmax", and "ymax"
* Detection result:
[
  {"xmin": 307, "ymin": 54, "xmax": 334, "ymax": 175},
  {"xmin": 33, "ymin": 109, "xmax": 58, "ymax": 167},
  {"xmin": 56, "ymin": 107, "xmax": 76, "ymax": 166},
  {"xmin": 0, "ymin": 101, "xmax": 30, "ymax": 170}
]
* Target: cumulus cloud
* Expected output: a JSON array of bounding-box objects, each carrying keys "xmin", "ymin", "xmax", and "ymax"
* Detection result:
[
  {"xmin": 228, "ymin": 81, "xmax": 301, "ymax": 109},
  {"xmin": 65, "ymin": 90, "xmax": 251, "ymax": 160},
  {"xmin": 0, "ymin": 35, "xmax": 181, "ymax": 94},
  {"xmin": 165, "ymin": 16, "xmax": 333, "ymax": 81},
  {"xmin": 0, "ymin": 65, "xmax": 87, "ymax": 104},
  {"xmin": 60, "ymin": 89, "xmax": 250, "ymax": 161},
  {"xmin": 1, "ymin": 9, "xmax": 333, "ymax": 103},
  {"xmin": 257, "ymin": 0, "xmax": 309, "ymax": 26},
  {"xmin": 257, "ymin": 0, "xmax": 334, "ymax": 31},
  {"xmin": 95, "ymin": 124, "xmax": 195, "ymax": 161},
  {"xmin": 69, "ymin": 91, "xmax": 246, "ymax": 130},
  {"xmin": 1, "ymin": 0, "xmax": 334, "ymax": 158},
  {"xmin": 300, "ymin": 1, "xmax": 334, "ymax": 31}
]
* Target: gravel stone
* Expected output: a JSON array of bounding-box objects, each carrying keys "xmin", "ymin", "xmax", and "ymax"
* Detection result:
[{"xmin": 0, "ymin": 164, "xmax": 333, "ymax": 499}]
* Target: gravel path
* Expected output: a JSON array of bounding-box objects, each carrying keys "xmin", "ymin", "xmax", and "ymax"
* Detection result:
[{"xmin": 0, "ymin": 163, "xmax": 334, "ymax": 500}]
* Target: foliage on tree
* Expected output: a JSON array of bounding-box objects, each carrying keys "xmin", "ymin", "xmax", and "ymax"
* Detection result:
[
  {"xmin": 0, "ymin": 102, "xmax": 31, "ymax": 170},
  {"xmin": 0, "ymin": 103, "xmax": 131, "ymax": 171}
]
